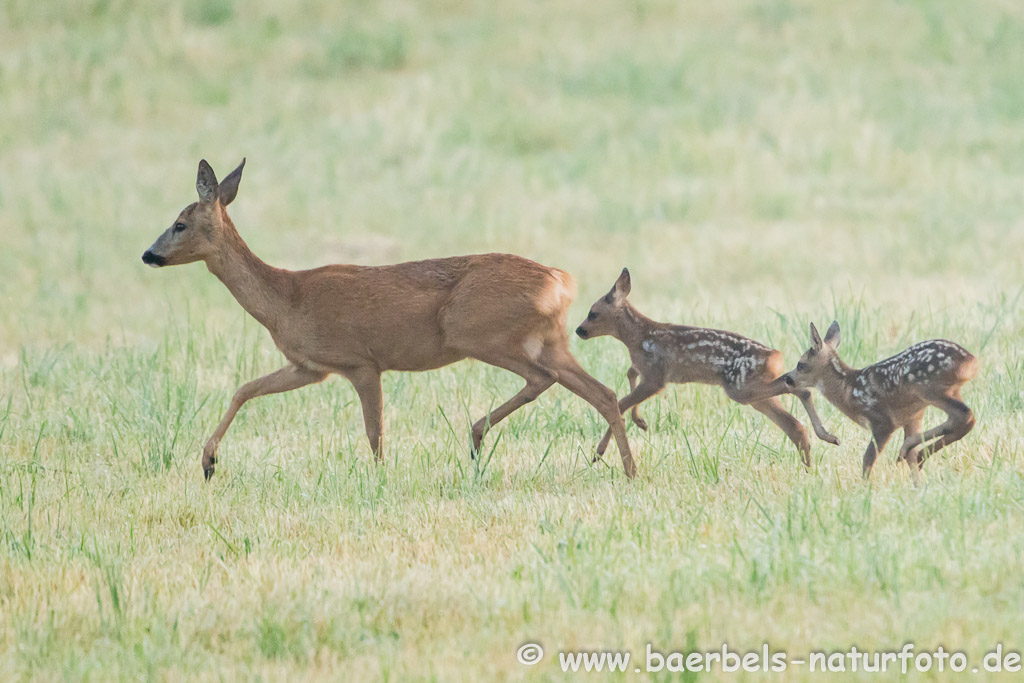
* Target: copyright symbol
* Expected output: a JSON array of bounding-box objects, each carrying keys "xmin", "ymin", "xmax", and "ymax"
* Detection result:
[{"xmin": 517, "ymin": 642, "xmax": 544, "ymax": 665}]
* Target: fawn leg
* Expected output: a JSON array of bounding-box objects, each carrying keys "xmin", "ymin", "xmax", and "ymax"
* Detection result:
[
  {"xmin": 898, "ymin": 412, "xmax": 925, "ymax": 481},
  {"xmin": 343, "ymin": 367, "xmax": 385, "ymax": 462},
  {"xmin": 795, "ymin": 389, "xmax": 840, "ymax": 445},
  {"xmin": 725, "ymin": 379, "xmax": 839, "ymax": 445},
  {"xmin": 596, "ymin": 375, "xmax": 665, "ymax": 456},
  {"xmin": 626, "ymin": 366, "xmax": 648, "ymax": 430},
  {"xmin": 543, "ymin": 345, "xmax": 636, "ymax": 478},
  {"xmin": 751, "ymin": 397, "xmax": 812, "ymax": 468},
  {"xmin": 203, "ymin": 365, "xmax": 327, "ymax": 480},
  {"xmin": 898, "ymin": 394, "xmax": 975, "ymax": 464},
  {"xmin": 861, "ymin": 424, "xmax": 895, "ymax": 479}
]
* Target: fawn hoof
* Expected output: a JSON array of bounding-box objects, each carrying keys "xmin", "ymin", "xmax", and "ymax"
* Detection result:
[
  {"xmin": 632, "ymin": 417, "xmax": 649, "ymax": 431},
  {"xmin": 202, "ymin": 444, "xmax": 217, "ymax": 481},
  {"xmin": 824, "ymin": 434, "xmax": 840, "ymax": 446}
]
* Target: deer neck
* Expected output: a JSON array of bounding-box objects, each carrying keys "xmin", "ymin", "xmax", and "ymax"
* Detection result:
[
  {"xmin": 615, "ymin": 303, "xmax": 656, "ymax": 352},
  {"xmin": 205, "ymin": 222, "xmax": 293, "ymax": 332},
  {"xmin": 817, "ymin": 355, "xmax": 858, "ymax": 410}
]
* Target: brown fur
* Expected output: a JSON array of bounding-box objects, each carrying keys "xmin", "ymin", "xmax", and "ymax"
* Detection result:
[
  {"xmin": 574, "ymin": 269, "xmax": 839, "ymax": 466},
  {"xmin": 783, "ymin": 321, "xmax": 978, "ymax": 479},
  {"xmin": 143, "ymin": 159, "xmax": 636, "ymax": 479}
]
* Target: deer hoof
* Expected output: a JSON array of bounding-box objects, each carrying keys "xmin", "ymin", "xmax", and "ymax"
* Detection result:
[
  {"xmin": 632, "ymin": 417, "xmax": 648, "ymax": 431},
  {"xmin": 202, "ymin": 444, "xmax": 217, "ymax": 481}
]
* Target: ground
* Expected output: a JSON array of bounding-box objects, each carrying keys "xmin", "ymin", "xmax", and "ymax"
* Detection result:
[{"xmin": 1, "ymin": 0, "xmax": 1023, "ymax": 680}]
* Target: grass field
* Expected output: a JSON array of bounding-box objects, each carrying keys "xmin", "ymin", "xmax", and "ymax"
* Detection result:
[{"xmin": 2, "ymin": 0, "xmax": 1024, "ymax": 680}]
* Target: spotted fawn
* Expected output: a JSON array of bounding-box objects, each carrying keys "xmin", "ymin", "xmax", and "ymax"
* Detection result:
[
  {"xmin": 783, "ymin": 321, "xmax": 978, "ymax": 479},
  {"xmin": 574, "ymin": 268, "xmax": 838, "ymax": 467}
]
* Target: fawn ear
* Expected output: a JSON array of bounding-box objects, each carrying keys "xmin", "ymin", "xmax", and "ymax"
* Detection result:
[
  {"xmin": 218, "ymin": 158, "xmax": 246, "ymax": 207},
  {"xmin": 824, "ymin": 320, "xmax": 841, "ymax": 349},
  {"xmin": 196, "ymin": 160, "xmax": 219, "ymax": 203},
  {"xmin": 810, "ymin": 322, "xmax": 823, "ymax": 350},
  {"xmin": 613, "ymin": 267, "xmax": 631, "ymax": 300}
]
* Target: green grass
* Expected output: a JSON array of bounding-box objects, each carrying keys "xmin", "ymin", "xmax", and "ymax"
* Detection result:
[{"xmin": 2, "ymin": 0, "xmax": 1024, "ymax": 680}]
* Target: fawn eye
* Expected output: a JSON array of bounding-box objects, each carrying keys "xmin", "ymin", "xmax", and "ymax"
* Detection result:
[
  {"xmin": 796, "ymin": 362, "xmax": 807, "ymax": 371},
  {"xmin": 587, "ymin": 311, "xmax": 598, "ymax": 321},
  {"xmin": 173, "ymin": 222, "xmax": 187, "ymax": 233}
]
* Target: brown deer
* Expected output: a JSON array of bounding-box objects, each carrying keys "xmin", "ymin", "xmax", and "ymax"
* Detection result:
[
  {"xmin": 142, "ymin": 159, "xmax": 636, "ymax": 479},
  {"xmin": 782, "ymin": 321, "xmax": 978, "ymax": 479},
  {"xmin": 574, "ymin": 269, "xmax": 839, "ymax": 466}
]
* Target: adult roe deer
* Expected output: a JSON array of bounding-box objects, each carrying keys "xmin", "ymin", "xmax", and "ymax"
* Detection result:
[
  {"xmin": 142, "ymin": 159, "xmax": 636, "ymax": 479},
  {"xmin": 573, "ymin": 269, "xmax": 839, "ymax": 466},
  {"xmin": 783, "ymin": 321, "xmax": 978, "ymax": 479}
]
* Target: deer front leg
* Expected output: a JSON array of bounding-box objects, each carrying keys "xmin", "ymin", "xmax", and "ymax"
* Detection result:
[
  {"xmin": 344, "ymin": 367, "xmax": 385, "ymax": 462},
  {"xmin": 861, "ymin": 424, "xmax": 895, "ymax": 479},
  {"xmin": 626, "ymin": 366, "xmax": 648, "ymax": 431},
  {"xmin": 726, "ymin": 379, "xmax": 840, "ymax": 446},
  {"xmin": 596, "ymin": 377, "xmax": 665, "ymax": 456},
  {"xmin": 795, "ymin": 389, "xmax": 840, "ymax": 445},
  {"xmin": 203, "ymin": 365, "xmax": 327, "ymax": 480}
]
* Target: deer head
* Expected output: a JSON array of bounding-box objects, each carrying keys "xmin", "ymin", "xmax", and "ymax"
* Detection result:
[
  {"xmin": 784, "ymin": 321, "xmax": 842, "ymax": 389},
  {"xmin": 142, "ymin": 159, "xmax": 245, "ymax": 267},
  {"xmin": 575, "ymin": 268, "xmax": 631, "ymax": 340}
]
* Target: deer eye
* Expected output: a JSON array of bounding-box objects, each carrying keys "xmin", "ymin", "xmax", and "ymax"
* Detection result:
[
  {"xmin": 587, "ymin": 311, "xmax": 598, "ymax": 321},
  {"xmin": 796, "ymin": 362, "xmax": 807, "ymax": 371},
  {"xmin": 173, "ymin": 222, "xmax": 187, "ymax": 233}
]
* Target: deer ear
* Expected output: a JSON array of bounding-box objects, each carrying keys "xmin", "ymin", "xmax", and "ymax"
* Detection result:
[
  {"xmin": 218, "ymin": 158, "xmax": 245, "ymax": 207},
  {"xmin": 810, "ymin": 322, "xmax": 823, "ymax": 350},
  {"xmin": 614, "ymin": 267, "xmax": 631, "ymax": 299},
  {"xmin": 824, "ymin": 320, "xmax": 841, "ymax": 349},
  {"xmin": 196, "ymin": 160, "xmax": 219, "ymax": 203}
]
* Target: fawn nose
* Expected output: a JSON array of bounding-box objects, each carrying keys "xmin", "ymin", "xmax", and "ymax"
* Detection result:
[
  {"xmin": 142, "ymin": 250, "xmax": 166, "ymax": 267},
  {"xmin": 783, "ymin": 374, "xmax": 795, "ymax": 387},
  {"xmin": 575, "ymin": 326, "xmax": 588, "ymax": 339}
]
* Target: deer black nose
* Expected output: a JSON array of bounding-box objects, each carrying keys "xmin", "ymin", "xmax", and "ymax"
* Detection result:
[
  {"xmin": 142, "ymin": 250, "xmax": 166, "ymax": 267},
  {"xmin": 783, "ymin": 374, "xmax": 795, "ymax": 387},
  {"xmin": 575, "ymin": 327, "xmax": 589, "ymax": 339}
]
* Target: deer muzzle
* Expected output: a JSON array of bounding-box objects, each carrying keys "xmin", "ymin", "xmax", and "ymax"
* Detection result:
[{"xmin": 142, "ymin": 250, "xmax": 166, "ymax": 267}]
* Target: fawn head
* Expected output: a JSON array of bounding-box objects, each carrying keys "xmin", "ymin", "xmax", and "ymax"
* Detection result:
[
  {"xmin": 142, "ymin": 159, "xmax": 245, "ymax": 267},
  {"xmin": 575, "ymin": 268, "xmax": 631, "ymax": 339},
  {"xmin": 784, "ymin": 321, "xmax": 842, "ymax": 389}
]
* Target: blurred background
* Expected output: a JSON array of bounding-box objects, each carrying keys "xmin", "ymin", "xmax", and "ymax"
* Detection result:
[
  {"xmin": 2, "ymin": 0, "xmax": 1022, "ymax": 357},
  {"xmin": 3, "ymin": 2, "xmax": 1024, "ymax": 678}
]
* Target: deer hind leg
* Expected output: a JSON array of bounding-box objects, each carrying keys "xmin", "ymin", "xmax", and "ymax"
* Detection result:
[
  {"xmin": 862, "ymin": 424, "xmax": 895, "ymax": 479},
  {"xmin": 750, "ymin": 397, "xmax": 812, "ymax": 468},
  {"xmin": 203, "ymin": 365, "xmax": 327, "ymax": 480},
  {"xmin": 595, "ymin": 374, "xmax": 665, "ymax": 456},
  {"xmin": 626, "ymin": 366, "xmax": 649, "ymax": 430},
  {"xmin": 899, "ymin": 390, "xmax": 975, "ymax": 466},
  {"xmin": 726, "ymin": 378, "xmax": 839, "ymax": 446},
  {"xmin": 896, "ymin": 410, "xmax": 925, "ymax": 471},
  {"xmin": 542, "ymin": 343, "xmax": 637, "ymax": 478},
  {"xmin": 460, "ymin": 343, "xmax": 557, "ymax": 458}
]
